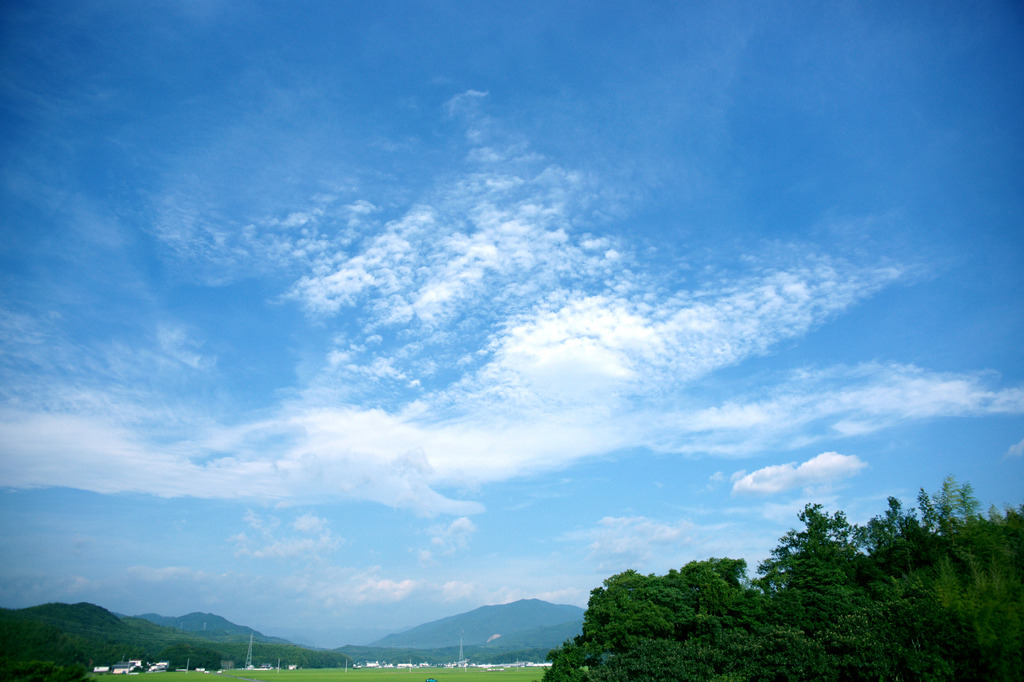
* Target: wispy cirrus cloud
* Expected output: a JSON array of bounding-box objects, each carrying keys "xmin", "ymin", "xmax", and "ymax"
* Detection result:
[
  {"xmin": 285, "ymin": 165, "xmax": 608, "ymax": 329},
  {"xmin": 458, "ymin": 259, "xmax": 904, "ymax": 413},
  {"xmin": 568, "ymin": 516, "xmax": 695, "ymax": 571},
  {"xmin": 4, "ymin": 357, "xmax": 1017, "ymax": 516},
  {"xmin": 660, "ymin": 363, "xmax": 1024, "ymax": 456},
  {"xmin": 143, "ymin": 92, "xmax": 909, "ymax": 420},
  {"xmin": 231, "ymin": 510, "xmax": 343, "ymax": 560},
  {"xmin": 3, "ymin": 93, "xmax": 1022, "ymax": 519}
]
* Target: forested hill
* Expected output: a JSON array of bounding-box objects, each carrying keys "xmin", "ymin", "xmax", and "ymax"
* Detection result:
[
  {"xmin": 0, "ymin": 602, "xmax": 351, "ymax": 671},
  {"xmin": 133, "ymin": 611, "xmax": 291, "ymax": 643},
  {"xmin": 545, "ymin": 477, "xmax": 1024, "ymax": 682},
  {"xmin": 371, "ymin": 598, "xmax": 584, "ymax": 649}
]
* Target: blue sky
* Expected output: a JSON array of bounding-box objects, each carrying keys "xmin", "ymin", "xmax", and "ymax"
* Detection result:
[{"xmin": 1, "ymin": 0, "xmax": 1022, "ymax": 648}]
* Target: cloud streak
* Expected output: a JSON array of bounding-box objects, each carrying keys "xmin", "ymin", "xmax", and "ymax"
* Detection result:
[{"xmin": 1, "ymin": 359, "xmax": 1021, "ymax": 516}]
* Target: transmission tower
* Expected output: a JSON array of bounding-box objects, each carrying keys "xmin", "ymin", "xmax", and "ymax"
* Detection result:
[{"xmin": 245, "ymin": 633, "xmax": 254, "ymax": 669}]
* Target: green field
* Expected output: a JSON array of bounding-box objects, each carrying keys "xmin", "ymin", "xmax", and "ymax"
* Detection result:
[{"xmin": 163, "ymin": 668, "xmax": 546, "ymax": 682}]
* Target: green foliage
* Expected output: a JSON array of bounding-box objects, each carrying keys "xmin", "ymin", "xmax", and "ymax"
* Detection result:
[
  {"xmin": 158, "ymin": 642, "xmax": 223, "ymax": 670},
  {"xmin": 856, "ymin": 496, "xmax": 927, "ymax": 578},
  {"xmin": 545, "ymin": 476, "xmax": 1024, "ymax": 682},
  {"xmin": 725, "ymin": 626, "xmax": 830, "ymax": 680},
  {"xmin": 0, "ymin": 660, "xmax": 88, "ymax": 682},
  {"xmin": 583, "ymin": 569, "xmax": 677, "ymax": 657},
  {"xmin": 588, "ymin": 638, "xmax": 704, "ymax": 682},
  {"xmin": 0, "ymin": 618, "xmax": 86, "ymax": 667},
  {"xmin": 757, "ymin": 504, "xmax": 861, "ymax": 591},
  {"xmin": 544, "ymin": 637, "xmax": 588, "ymax": 682},
  {"xmin": 217, "ymin": 669, "xmax": 546, "ymax": 682},
  {"xmin": 919, "ymin": 475, "xmax": 981, "ymax": 539}
]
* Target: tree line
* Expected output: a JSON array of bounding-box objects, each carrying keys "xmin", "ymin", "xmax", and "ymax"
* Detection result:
[
  {"xmin": 544, "ymin": 477, "xmax": 1023, "ymax": 681},
  {"xmin": 0, "ymin": 602, "xmax": 352, "ymax": 677}
]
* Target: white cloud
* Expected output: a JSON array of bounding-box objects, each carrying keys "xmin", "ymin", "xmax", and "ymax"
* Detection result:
[
  {"xmin": 429, "ymin": 517, "xmax": 477, "ymax": 555},
  {"xmin": 419, "ymin": 517, "xmax": 478, "ymax": 563},
  {"xmin": 700, "ymin": 470, "xmax": 727, "ymax": 493},
  {"xmin": 1008, "ymin": 437, "xmax": 1024, "ymax": 458},
  {"xmin": 239, "ymin": 535, "xmax": 341, "ymax": 560},
  {"xmin": 2, "ymin": 359, "xmax": 1020, "ymax": 516},
  {"xmin": 572, "ymin": 516, "xmax": 694, "ymax": 570},
  {"xmin": 444, "ymin": 89, "xmax": 489, "ymax": 118},
  {"xmin": 731, "ymin": 452, "xmax": 867, "ymax": 496},
  {"xmin": 295, "ymin": 566, "xmax": 422, "ymax": 606},
  {"xmin": 156, "ymin": 324, "xmax": 214, "ymax": 370},
  {"xmin": 443, "ymin": 259, "xmax": 906, "ymax": 417},
  {"xmin": 233, "ymin": 511, "xmax": 342, "ymax": 560},
  {"xmin": 243, "ymin": 509, "xmax": 281, "ymax": 536},
  {"xmin": 293, "ymin": 513, "xmax": 330, "ymax": 534},
  {"xmin": 2, "ymin": 98, "xmax": 1022, "ymax": 518},
  {"xmin": 285, "ymin": 160, "xmax": 603, "ymax": 331},
  {"xmin": 439, "ymin": 580, "xmax": 484, "ymax": 602},
  {"xmin": 659, "ymin": 364, "xmax": 1024, "ymax": 457},
  {"xmin": 343, "ymin": 200, "xmax": 379, "ymax": 228},
  {"xmin": 0, "ymin": 411, "xmax": 203, "ymax": 496}
]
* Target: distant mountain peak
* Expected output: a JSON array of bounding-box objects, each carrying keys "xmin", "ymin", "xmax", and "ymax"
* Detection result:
[
  {"xmin": 370, "ymin": 598, "xmax": 584, "ymax": 650},
  {"xmin": 131, "ymin": 610, "xmax": 290, "ymax": 644}
]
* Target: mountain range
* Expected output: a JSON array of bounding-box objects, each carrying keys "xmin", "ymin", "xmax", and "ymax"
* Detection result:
[
  {"xmin": 371, "ymin": 598, "xmax": 584, "ymax": 649},
  {"xmin": 132, "ymin": 611, "xmax": 291, "ymax": 644},
  {"xmin": 0, "ymin": 598, "xmax": 583, "ymax": 668},
  {"xmin": 0, "ymin": 602, "xmax": 349, "ymax": 670}
]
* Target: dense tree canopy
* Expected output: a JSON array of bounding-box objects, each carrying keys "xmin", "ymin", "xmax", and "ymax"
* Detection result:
[
  {"xmin": 546, "ymin": 477, "xmax": 1024, "ymax": 681},
  {"xmin": 0, "ymin": 660, "xmax": 88, "ymax": 682}
]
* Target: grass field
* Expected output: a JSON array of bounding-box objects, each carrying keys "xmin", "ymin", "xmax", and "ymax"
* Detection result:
[{"xmin": 150, "ymin": 667, "xmax": 546, "ymax": 682}]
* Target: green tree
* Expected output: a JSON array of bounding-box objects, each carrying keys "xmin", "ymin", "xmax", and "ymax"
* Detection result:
[
  {"xmin": 544, "ymin": 637, "xmax": 588, "ymax": 682},
  {"xmin": 546, "ymin": 479, "xmax": 1022, "ymax": 681},
  {"xmin": 919, "ymin": 476, "xmax": 980, "ymax": 538},
  {"xmin": 157, "ymin": 643, "xmax": 222, "ymax": 670},
  {"xmin": 671, "ymin": 557, "xmax": 746, "ymax": 617},
  {"xmin": 930, "ymin": 501, "xmax": 1024, "ymax": 680},
  {"xmin": 724, "ymin": 625, "xmax": 831, "ymax": 681},
  {"xmin": 856, "ymin": 496, "xmax": 931, "ymax": 580},
  {"xmin": 756, "ymin": 504, "xmax": 867, "ymax": 636},
  {"xmin": 582, "ymin": 570, "xmax": 677, "ymax": 658},
  {"xmin": 588, "ymin": 638, "xmax": 709, "ymax": 682},
  {"xmin": 0, "ymin": 660, "xmax": 88, "ymax": 682}
]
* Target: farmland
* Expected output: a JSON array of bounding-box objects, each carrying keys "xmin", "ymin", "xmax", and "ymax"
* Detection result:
[{"xmin": 182, "ymin": 669, "xmax": 545, "ymax": 682}]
